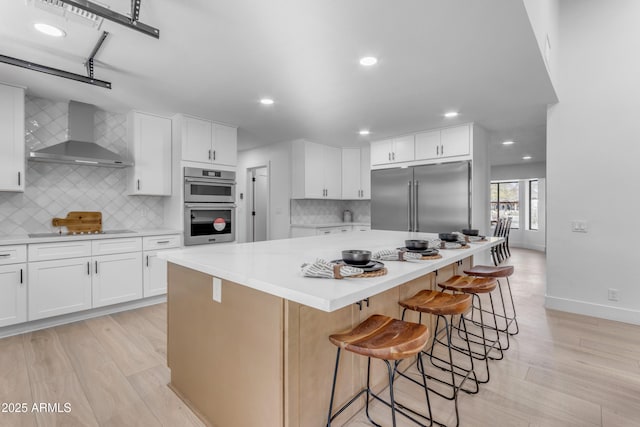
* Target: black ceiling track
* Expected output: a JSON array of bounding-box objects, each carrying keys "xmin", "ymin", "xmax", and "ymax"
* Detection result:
[
  {"xmin": 63, "ymin": 0, "xmax": 159, "ymax": 39},
  {"xmin": 0, "ymin": 54, "xmax": 112, "ymax": 89},
  {"xmin": 85, "ymin": 31, "xmax": 109, "ymax": 80}
]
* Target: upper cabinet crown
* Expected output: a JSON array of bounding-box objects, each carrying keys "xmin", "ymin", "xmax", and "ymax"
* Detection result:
[
  {"xmin": 291, "ymin": 140, "xmax": 342, "ymax": 199},
  {"xmin": 173, "ymin": 115, "xmax": 237, "ymax": 167},
  {"xmin": 127, "ymin": 111, "xmax": 172, "ymax": 196},
  {"xmin": 0, "ymin": 83, "xmax": 25, "ymax": 192}
]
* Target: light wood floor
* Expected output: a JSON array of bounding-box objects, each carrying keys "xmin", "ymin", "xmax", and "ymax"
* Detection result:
[{"xmin": 0, "ymin": 249, "xmax": 639, "ymax": 426}]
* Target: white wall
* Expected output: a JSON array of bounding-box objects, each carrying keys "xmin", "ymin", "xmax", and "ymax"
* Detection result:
[
  {"xmin": 523, "ymin": 0, "xmax": 559, "ymax": 88},
  {"xmin": 546, "ymin": 0, "xmax": 640, "ymax": 324},
  {"xmin": 236, "ymin": 141, "xmax": 292, "ymax": 243},
  {"xmin": 491, "ymin": 162, "xmax": 546, "ymax": 180}
]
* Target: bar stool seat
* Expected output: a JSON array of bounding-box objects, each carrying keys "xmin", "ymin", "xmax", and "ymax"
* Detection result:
[
  {"xmin": 464, "ymin": 264, "xmax": 519, "ymax": 339},
  {"xmin": 463, "ymin": 265, "xmax": 514, "ymax": 278},
  {"xmin": 438, "ymin": 275, "xmax": 497, "ymax": 294},
  {"xmin": 329, "ymin": 314, "xmax": 428, "ymax": 360},
  {"xmin": 327, "ymin": 314, "xmax": 440, "ymax": 427},
  {"xmin": 399, "ymin": 290, "xmax": 477, "ymax": 427},
  {"xmin": 437, "ymin": 275, "xmax": 503, "ymax": 371}
]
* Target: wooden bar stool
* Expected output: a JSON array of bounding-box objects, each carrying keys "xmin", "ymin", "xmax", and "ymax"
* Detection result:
[
  {"xmin": 464, "ymin": 265, "xmax": 518, "ymax": 346},
  {"xmin": 327, "ymin": 314, "xmax": 439, "ymax": 427},
  {"xmin": 437, "ymin": 275, "xmax": 502, "ymax": 382},
  {"xmin": 399, "ymin": 290, "xmax": 479, "ymax": 427}
]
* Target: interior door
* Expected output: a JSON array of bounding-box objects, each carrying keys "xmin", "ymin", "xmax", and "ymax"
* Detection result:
[
  {"xmin": 413, "ymin": 162, "xmax": 470, "ymax": 233},
  {"xmin": 371, "ymin": 167, "xmax": 413, "ymax": 231}
]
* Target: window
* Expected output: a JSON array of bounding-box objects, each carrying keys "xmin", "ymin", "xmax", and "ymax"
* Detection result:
[
  {"xmin": 490, "ymin": 181, "xmax": 519, "ymax": 228},
  {"xmin": 529, "ymin": 179, "xmax": 539, "ymax": 230}
]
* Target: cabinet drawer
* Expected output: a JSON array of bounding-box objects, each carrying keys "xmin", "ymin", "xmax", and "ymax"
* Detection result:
[
  {"xmin": 29, "ymin": 241, "xmax": 92, "ymax": 262},
  {"xmin": 143, "ymin": 234, "xmax": 181, "ymax": 250},
  {"xmin": 0, "ymin": 245, "xmax": 27, "ymax": 265},
  {"xmin": 316, "ymin": 226, "xmax": 352, "ymax": 235},
  {"xmin": 92, "ymin": 237, "xmax": 142, "ymax": 256}
]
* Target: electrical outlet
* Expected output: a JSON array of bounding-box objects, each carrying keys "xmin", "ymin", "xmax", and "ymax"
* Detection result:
[
  {"xmin": 212, "ymin": 277, "xmax": 222, "ymax": 303},
  {"xmin": 608, "ymin": 288, "xmax": 619, "ymax": 301},
  {"xmin": 571, "ymin": 220, "xmax": 588, "ymax": 233}
]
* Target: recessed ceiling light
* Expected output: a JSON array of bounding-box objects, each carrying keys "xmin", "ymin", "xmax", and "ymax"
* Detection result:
[
  {"xmin": 359, "ymin": 129, "xmax": 370, "ymax": 135},
  {"xmin": 522, "ymin": 155, "xmax": 532, "ymax": 160},
  {"xmin": 444, "ymin": 111, "xmax": 458, "ymax": 118},
  {"xmin": 260, "ymin": 98, "xmax": 274, "ymax": 105},
  {"xmin": 359, "ymin": 56, "xmax": 378, "ymax": 66},
  {"xmin": 34, "ymin": 23, "xmax": 66, "ymax": 37},
  {"xmin": 502, "ymin": 140, "xmax": 515, "ymax": 145}
]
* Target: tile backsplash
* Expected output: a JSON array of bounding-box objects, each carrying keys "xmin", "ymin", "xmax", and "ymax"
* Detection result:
[
  {"xmin": 0, "ymin": 96, "xmax": 164, "ymax": 235},
  {"xmin": 290, "ymin": 199, "xmax": 370, "ymax": 225}
]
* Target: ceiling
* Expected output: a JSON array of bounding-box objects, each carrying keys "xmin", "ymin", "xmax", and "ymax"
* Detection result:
[{"xmin": 0, "ymin": 0, "xmax": 557, "ymax": 165}]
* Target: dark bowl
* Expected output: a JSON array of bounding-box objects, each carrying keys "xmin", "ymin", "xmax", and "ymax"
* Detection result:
[
  {"xmin": 341, "ymin": 249, "xmax": 372, "ymax": 265},
  {"xmin": 405, "ymin": 239, "xmax": 429, "ymax": 250},
  {"xmin": 461, "ymin": 229, "xmax": 479, "ymax": 236},
  {"xmin": 438, "ymin": 233, "xmax": 459, "ymax": 242}
]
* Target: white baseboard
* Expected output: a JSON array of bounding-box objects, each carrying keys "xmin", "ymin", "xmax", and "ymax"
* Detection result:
[
  {"xmin": 0, "ymin": 295, "xmax": 167, "ymax": 339},
  {"xmin": 511, "ymin": 242, "xmax": 546, "ymax": 252},
  {"xmin": 545, "ymin": 295, "xmax": 640, "ymax": 326}
]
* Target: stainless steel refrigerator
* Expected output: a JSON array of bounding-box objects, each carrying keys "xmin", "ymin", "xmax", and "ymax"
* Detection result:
[{"xmin": 371, "ymin": 161, "xmax": 471, "ymax": 232}]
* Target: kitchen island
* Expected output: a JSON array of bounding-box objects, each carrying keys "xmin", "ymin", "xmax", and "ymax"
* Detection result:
[{"xmin": 161, "ymin": 230, "xmax": 501, "ymax": 427}]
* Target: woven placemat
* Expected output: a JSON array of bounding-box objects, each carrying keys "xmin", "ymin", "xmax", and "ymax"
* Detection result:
[
  {"xmin": 352, "ymin": 267, "xmax": 388, "ymax": 278},
  {"xmin": 421, "ymin": 254, "xmax": 443, "ymax": 260}
]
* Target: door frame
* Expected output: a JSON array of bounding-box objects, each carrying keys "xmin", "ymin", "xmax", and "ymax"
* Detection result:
[{"xmin": 245, "ymin": 163, "xmax": 271, "ymax": 242}]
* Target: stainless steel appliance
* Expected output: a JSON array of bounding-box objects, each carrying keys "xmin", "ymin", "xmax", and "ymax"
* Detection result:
[
  {"xmin": 371, "ymin": 161, "xmax": 471, "ymax": 232},
  {"xmin": 184, "ymin": 203, "xmax": 235, "ymax": 245},
  {"xmin": 184, "ymin": 167, "xmax": 236, "ymax": 245},
  {"xmin": 184, "ymin": 167, "xmax": 235, "ymax": 204}
]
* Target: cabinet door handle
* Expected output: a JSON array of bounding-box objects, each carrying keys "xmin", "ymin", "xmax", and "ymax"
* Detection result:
[
  {"xmin": 388, "ymin": 152, "xmax": 391, "ymax": 161},
  {"xmin": 95, "ymin": 261, "xmax": 98, "ymax": 275},
  {"xmin": 137, "ymin": 179, "xmax": 140, "ymax": 190},
  {"xmin": 208, "ymin": 149, "xmax": 212, "ymax": 160},
  {"xmin": 0, "ymin": 254, "xmax": 10, "ymax": 257},
  {"xmin": 18, "ymin": 172, "xmax": 21, "ymax": 186},
  {"xmin": 392, "ymin": 152, "xmax": 395, "ymax": 161},
  {"xmin": 436, "ymin": 145, "xmax": 439, "ymax": 156},
  {"xmin": 213, "ymin": 150, "xmax": 216, "ymax": 160},
  {"xmin": 156, "ymin": 240, "xmax": 170, "ymax": 244},
  {"xmin": 20, "ymin": 268, "xmax": 23, "ymax": 284},
  {"xmin": 441, "ymin": 144, "xmax": 444, "ymax": 156},
  {"xmin": 146, "ymin": 255, "xmax": 149, "ymax": 267},
  {"xmin": 87, "ymin": 262, "xmax": 90, "ymax": 275}
]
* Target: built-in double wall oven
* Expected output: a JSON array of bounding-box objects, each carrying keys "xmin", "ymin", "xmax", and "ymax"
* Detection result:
[{"xmin": 184, "ymin": 167, "xmax": 236, "ymax": 245}]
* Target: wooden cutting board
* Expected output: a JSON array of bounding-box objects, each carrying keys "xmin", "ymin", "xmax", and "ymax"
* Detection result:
[{"xmin": 52, "ymin": 211, "xmax": 102, "ymax": 233}]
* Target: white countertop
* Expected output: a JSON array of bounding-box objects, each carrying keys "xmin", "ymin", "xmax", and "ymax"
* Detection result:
[
  {"xmin": 160, "ymin": 230, "xmax": 502, "ymax": 312},
  {"xmin": 0, "ymin": 228, "xmax": 182, "ymax": 245},
  {"xmin": 290, "ymin": 222, "xmax": 371, "ymax": 229}
]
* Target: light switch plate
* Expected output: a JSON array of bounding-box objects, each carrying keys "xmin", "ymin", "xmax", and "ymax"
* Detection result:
[
  {"xmin": 571, "ymin": 220, "xmax": 588, "ymax": 233},
  {"xmin": 212, "ymin": 277, "xmax": 222, "ymax": 303}
]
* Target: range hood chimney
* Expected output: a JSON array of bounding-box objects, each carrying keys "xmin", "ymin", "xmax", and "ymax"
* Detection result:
[{"xmin": 28, "ymin": 101, "xmax": 132, "ymax": 168}]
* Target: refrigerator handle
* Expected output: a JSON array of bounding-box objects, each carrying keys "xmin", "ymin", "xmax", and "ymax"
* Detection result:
[
  {"xmin": 414, "ymin": 180, "xmax": 419, "ymax": 232},
  {"xmin": 407, "ymin": 180, "xmax": 413, "ymax": 231}
]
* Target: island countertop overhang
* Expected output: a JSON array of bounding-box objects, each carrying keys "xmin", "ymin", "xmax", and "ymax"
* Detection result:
[{"xmin": 160, "ymin": 230, "xmax": 502, "ymax": 312}]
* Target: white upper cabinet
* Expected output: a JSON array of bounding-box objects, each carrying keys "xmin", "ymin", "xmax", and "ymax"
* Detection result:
[
  {"xmin": 214, "ymin": 123, "xmax": 238, "ymax": 167},
  {"xmin": 175, "ymin": 115, "xmax": 237, "ymax": 167},
  {"xmin": 415, "ymin": 124, "xmax": 470, "ymax": 161},
  {"xmin": 291, "ymin": 140, "xmax": 342, "ymax": 199},
  {"xmin": 0, "ymin": 83, "xmax": 25, "ymax": 192},
  {"xmin": 127, "ymin": 111, "xmax": 172, "ymax": 196},
  {"xmin": 341, "ymin": 147, "xmax": 370, "ymax": 199},
  {"xmin": 370, "ymin": 135, "xmax": 415, "ymax": 165}
]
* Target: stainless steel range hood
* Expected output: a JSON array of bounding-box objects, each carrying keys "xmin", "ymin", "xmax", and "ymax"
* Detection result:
[{"xmin": 28, "ymin": 101, "xmax": 132, "ymax": 168}]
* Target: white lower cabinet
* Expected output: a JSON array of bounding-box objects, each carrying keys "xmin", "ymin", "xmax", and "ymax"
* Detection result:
[
  {"xmin": 92, "ymin": 252, "xmax": 143, "ymax": 308},
  {"xmin": 143, "ymin": 251, "xmax": 167, "ymax": 297},
  {"xmin": 28, "ymin": 257, "xmax": 92, "ymax": 321},
  {"xmin": 0, "ymin": 263, "xmax": 27, "ymax": 327}
]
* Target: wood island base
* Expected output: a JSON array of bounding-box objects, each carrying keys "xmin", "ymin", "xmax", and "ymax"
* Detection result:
[{"xmin": 167, "ymin": 256, "xmax": 472, "ymax": 427}]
